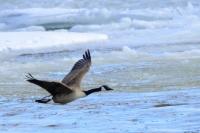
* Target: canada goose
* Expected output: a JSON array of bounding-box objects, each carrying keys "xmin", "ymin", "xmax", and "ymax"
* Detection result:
[{"xmin": 26, "ymin": 50, "xmax": 113, "ymax": 104}]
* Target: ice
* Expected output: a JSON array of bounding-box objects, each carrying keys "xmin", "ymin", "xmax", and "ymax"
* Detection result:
[
  {"xmin": 0, "ymin": 8, "xmax": 117, "ymax": 31},
  {"xmin": 0, "ymin": 2, "xmax": 200, "ymax": 50},
  {"xmin": 0, "ymin": 31, "xmax": 108, "ymax": 54},
  {"xmin": 0, "ymin": 1, "xmax": 200, "ymax": 132},
  {"xmin": 1, "ymin": 89, "xmax": 200, "ymax": 133},
  {"xmin": 15, "ymin": 26, "xmax": 46, "ymax": 31}
]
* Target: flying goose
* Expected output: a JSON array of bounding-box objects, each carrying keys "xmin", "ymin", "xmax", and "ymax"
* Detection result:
[{"xmin": 26, "ymin": 50, "xmax": 113, "ymax": 104}]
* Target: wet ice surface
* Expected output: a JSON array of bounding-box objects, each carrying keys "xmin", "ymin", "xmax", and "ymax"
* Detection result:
[
  {"xmin": 1, "ymin": 1, "xmax": 200, "ymax": 95},
  {"xmin": 1, "ymin": 1, "xmax": 200, "ymax": 132},
  {"xmin": 1, "ymin": 89, "xmax": 200, "ymax": 133}
]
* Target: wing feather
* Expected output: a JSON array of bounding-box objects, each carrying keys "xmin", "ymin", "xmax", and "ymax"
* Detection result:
[
  {"xmin": 61, "ymin": 50, "xmax": 91, "ymax": 89},
  {"xmin": 26, "ymin": 74, "xmax": 72, "ymax": 96}
]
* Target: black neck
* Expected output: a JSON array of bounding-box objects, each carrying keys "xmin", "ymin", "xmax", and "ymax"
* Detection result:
[{"xmin": 83, "ymin": 87, "xmax": 102, "ymax": 96}]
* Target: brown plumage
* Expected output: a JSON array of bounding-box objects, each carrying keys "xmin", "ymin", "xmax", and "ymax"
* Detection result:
[
  {"xmin": 26, "ymin": 50, "xmax": 113, "ymax": 104},
  {"xmin": 62, "ymin": 49, "xmax": 91, "ymax": 89}
]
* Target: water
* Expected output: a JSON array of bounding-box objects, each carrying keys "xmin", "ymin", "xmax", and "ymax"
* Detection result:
[
  {"xmin": 1, "ymin": 0, "xmax": 200, "ymax": 97},
  {"xmin": 1, "ymin": 1, "xmax": 200, "ymax": 132}
]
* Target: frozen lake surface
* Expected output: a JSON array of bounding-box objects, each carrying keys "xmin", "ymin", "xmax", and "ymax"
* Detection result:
[
  {"xmin": 1, "ymin": 0, "xmax": 200, "ymax": 94},
  {"xmin": 0, "ymin": 0, "xmax": 200, "ymax": 132},
  {"xmin": 1, "ymin": 89, "xmax": 200, "ymax": 133}
]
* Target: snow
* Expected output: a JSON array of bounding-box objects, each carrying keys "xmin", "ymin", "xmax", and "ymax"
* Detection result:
[
  {"xmin": 1, "ymin": 89, "xmax": 200, "ymax": 133},
  {"xmin": 1, "ymin": 2, "xmax": 200, "ymax": 56},
  {"xmin": 0, "ymin": 31, "xmax": 108, "ymax": 53},
  {"xmin": 0, "ymin": 1, "xmax": 200, "ymax": 133}
]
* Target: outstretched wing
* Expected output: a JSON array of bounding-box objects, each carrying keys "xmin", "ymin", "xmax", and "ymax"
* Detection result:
[
  {"xmin": 62, "ymin": 50, "xmax": 91, "ymax": 89},
  {"xmin": 26, "ymin": 73, "xmax": 72, "ymax": 96}
]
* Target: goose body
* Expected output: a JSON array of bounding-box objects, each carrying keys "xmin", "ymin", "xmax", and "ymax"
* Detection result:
[
  {"xmin": 53, "ymin": 90, "xmax": 86, "ymax": 104},
  {"xmin": 26, "ymin": 50, "xmax": 113, "ymax": 104}
]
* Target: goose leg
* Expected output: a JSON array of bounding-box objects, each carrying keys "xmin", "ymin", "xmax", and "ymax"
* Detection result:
[
  {"xmin": 35, "ymin": 99, "xmax": 51, "ymax": 103},
  {"xmin": 35, "ymin": 95, "xmax": 52, "ymax": 104}
]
